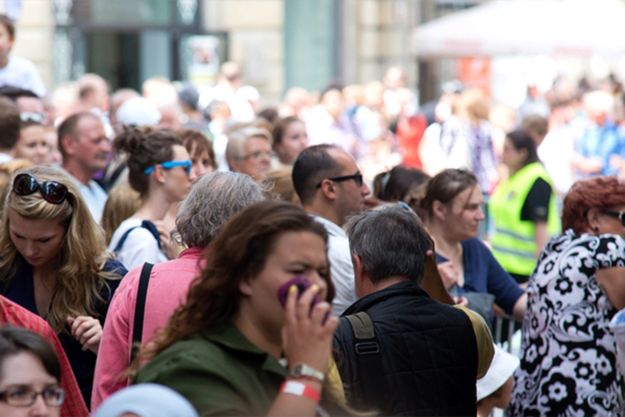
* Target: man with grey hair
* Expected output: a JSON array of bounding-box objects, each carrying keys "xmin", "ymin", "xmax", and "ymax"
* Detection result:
[
  {"xmin": 92, "ymin": 172, "xmax": 265, "ymax": 409},
  {"xmin": 225, "ymin": 125, "xmax": 272, "ymax": 181},
  {"xmin": 333, "ymin": 204, "xmax": 493, "ymax": 416}
]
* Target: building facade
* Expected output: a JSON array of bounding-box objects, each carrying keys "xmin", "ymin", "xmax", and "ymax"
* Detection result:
[{"xmin": 4, "ymin": 0, "xmax": 479, "ymax": 103}]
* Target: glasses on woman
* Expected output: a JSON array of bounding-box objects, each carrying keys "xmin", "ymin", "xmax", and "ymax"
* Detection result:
[
  {"xmin": 12, "ymin": 173, "xmax": 69, "ymax": 205},
  {"xmin": 144, "ymin": 160, "xmax": 192, "ymax": 176},
  {"xmin": 604, "ymin": 209, "xmax": 625, "ymax": 226},
  {"xmin": 0, "ymin": 386, "xmax": 64, "ymax": 407}
]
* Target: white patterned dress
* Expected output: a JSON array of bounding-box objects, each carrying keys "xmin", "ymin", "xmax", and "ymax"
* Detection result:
[{"xmin": 510, "ymin": 230, "xmax": 625, "ymax": 417}]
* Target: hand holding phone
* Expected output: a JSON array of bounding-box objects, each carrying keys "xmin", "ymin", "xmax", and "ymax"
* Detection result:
[{"xmin": 277, "ymin": 276, "xmax": 321, "ymax": 308}]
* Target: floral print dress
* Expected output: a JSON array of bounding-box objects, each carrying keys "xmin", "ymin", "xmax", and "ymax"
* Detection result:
[{"xmin": 510, "ymin": 230, "xmax": 625, "ymax": 416}]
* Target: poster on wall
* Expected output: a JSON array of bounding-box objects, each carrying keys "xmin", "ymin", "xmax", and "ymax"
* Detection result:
[{"xmin": 180, "ymin": 34, "xmax": 223, "ymax": 87}]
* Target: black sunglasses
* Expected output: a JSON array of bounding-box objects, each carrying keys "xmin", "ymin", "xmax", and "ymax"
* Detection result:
[
  {"xmin": 13, "ymin": 173, "xmax": 69, "ymax": 205},
  {"xmin": 603, "ymin": 209, "xmax": 625, "ymax": 226},
  {"xmin": 316, "ymin": 173, "xmax": 363, "ymax": 188}
]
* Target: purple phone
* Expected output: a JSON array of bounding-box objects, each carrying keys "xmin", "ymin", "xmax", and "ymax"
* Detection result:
[{"xmin": 277, "ymin": 276, "xmax": 321, "ymax": 308}]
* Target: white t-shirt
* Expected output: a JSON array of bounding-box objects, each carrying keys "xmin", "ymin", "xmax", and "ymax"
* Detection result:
[
  {"xmin": 108, "ymin": 218, "xmax": 168, "ymax": 270},
  {"xmin": 0, "ymin": 56, "xmax": 46, "ymax": 97},
  {"xmin": 313, "ymin": 215, "xmax": 357, "ymax": 317},
  {"xmin": 63, "ymin": 170, "xmax": 107, "ymax": 223}
]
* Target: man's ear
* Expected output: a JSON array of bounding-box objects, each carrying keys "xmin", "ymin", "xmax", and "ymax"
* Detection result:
[
  {"xmin": 352, "ymin": 253, "xmax": 369, "ymax": 298},
  {"xmin": 61, "ymin": 135, "xmax": 77, "ymax": 157},
  {"xmin": 352, "ymin": 253, "xmax": 364, "ymax": 282},
  {"xmin": 319, "ymin": 179, "xmax": 337, "ymax": 201}
]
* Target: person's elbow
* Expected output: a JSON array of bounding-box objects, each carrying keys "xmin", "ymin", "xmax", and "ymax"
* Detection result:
[{"xmin": 512, "ymin": 293, "xmax": 527, "ymax": 322}]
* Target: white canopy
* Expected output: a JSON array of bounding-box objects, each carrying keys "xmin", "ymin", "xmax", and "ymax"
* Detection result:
[{"xmin": 413, "ymin": 0, "xmax": 625, "ymax": 57}]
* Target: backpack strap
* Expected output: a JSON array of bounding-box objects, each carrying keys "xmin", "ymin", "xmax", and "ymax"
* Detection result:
[
  {"xmin": 343, "ymin": 311, "xmax": 385, "ymax": 409},
  {"xmin": 130, "ymin": 262, "xmax": 153, "ymax": 362},
  {"xmin": 113, "ymin": 220, "xmax": 161, "ymax": 254}
]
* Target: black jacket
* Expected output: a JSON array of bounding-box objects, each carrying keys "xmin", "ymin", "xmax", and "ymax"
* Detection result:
[{"xmin": 333, "ymin": 280, "xmax": 478, "ymax": 416}]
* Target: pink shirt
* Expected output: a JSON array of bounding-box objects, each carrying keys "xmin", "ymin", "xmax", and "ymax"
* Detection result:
[{"xmin": 91, "ymin": 247, "xmax": 205, "ymax": 409}]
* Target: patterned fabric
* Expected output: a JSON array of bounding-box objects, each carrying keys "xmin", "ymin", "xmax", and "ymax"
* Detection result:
[
  {"xmin": 438, "ymin": 118, "xmax": 498, "ymax": 194},
  {"xmin": 0, "ymin": 296, "xmax": 88, "ymax": 417},
  {"xmin": 467, "ymin": 122, "xmax": 498, "ymax": 195},
  {"xmin": 510, "ymin": 230, "xmax": 625, "ymax": 416}
]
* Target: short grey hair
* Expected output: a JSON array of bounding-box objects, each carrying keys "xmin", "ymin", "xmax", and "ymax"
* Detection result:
[
  {"xmin": 345, "ymin": 204, "xmax": 432, "ymax": 284},
  {"xmin": 176, "ymin": 172, "xmax": 266, "ymax": 247},
  {"xmin": 225, "ymin": 126, "xmax": 272, "ymax": 162}
]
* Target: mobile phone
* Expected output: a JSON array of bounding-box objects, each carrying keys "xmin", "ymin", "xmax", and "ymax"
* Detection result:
[{"xmin": 277, "ymin": 276, "xmax": 321, "ymax": 308}]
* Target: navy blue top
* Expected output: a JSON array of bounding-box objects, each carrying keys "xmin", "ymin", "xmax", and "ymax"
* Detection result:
[
  {"xmin": 0, "ymin": 258, "xmax": 126, "ymax": 406},
  {"xmin": 435, "ymin": 238, "xmax": 524, "ymax": 315}
]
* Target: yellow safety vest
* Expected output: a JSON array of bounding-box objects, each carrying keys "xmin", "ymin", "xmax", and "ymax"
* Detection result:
[{"xmin": 489, "ymin": 162, "xmax": 560, "ymax": 276}]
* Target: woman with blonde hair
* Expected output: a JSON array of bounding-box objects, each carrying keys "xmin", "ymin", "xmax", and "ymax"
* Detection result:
[
  {"xmin": 100, "ymin": 181, "xmax": 141, "ymax": 244},
  {"xmin": 0, "ymin": 158, "xmax": 32, "ymax": 213},
  {"xmin": 0, "ymin": 165, "xmax": 127, "ymax": 406},
  {"xmin": 135, "ymin": 201, "xmax": 345, "ymax": 416},
  {"xmin": 265, "ymin": 167, "xmax": 299, "ymax": 204}
]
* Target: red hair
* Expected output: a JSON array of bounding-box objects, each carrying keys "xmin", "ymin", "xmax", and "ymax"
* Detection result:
[{"xmin": 562, "ymin": 177, "xmax": 625, "ymax": 233}]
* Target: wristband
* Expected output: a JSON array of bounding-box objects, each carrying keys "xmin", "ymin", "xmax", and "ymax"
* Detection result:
[
  {"xmin": 289, "ymin": 363, "xmax": 325, "ymax": 383},
  {"xmin": 280, "ymin": 380, "xmax": 321, "ymax": 403}
]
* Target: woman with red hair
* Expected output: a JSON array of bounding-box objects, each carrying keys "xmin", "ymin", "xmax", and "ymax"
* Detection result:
[{"xmin": 510, "ymin": 176, "xmax": 625, "ymax": 416}]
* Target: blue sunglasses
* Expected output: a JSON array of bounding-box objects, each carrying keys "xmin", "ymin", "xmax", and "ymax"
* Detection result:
[{"xmin": 144, "ymin": 160, "xmax": 192, "ymax": 176}]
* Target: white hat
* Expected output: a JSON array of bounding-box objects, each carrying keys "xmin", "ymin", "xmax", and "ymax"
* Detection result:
[
  {"xmin": 476, "ymin": 345, "xmax": 520, "ymax": 401},
  {"xmin": 115, "ymin": 96, "xmax": 161, "ymax": 127},
  {"xmin": 92, "ymin": 383, "xmax": 198, "ymax": 417}
]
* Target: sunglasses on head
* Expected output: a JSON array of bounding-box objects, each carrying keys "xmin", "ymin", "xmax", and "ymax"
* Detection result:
[
  {"xmin": 603, "ymin": 209, "xmax": 625, "ymax": 227},
  {"xmin": 316, "ymin": 172, "xmax": 363, "ymax": 188},
  {"xmin": 144, "ymin": 160, "xmax": 192, "ymax": 176},
  {"xmin": 12, "ymin": 173, "xmax": 69, "ymax": 205},
  {"xmin": 20, "ymin": 112, "xmax": 46, "ymax": 124}
]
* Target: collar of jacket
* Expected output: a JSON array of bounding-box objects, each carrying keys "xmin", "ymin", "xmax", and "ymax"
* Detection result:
[{"xmin": 341, "ymin": 279, "xmax": 429, "ymax": 316}]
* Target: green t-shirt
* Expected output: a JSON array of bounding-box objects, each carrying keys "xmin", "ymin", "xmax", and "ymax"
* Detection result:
[{"xmin": 135, "ymin": 324, "xmax": 288, "ymax": 416}]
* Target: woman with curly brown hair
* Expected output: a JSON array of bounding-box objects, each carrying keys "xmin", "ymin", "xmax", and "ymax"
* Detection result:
[
  {"xmin": 0, "ymin": 165, "xmax": 126, "ymax": 405},
  {"xmin": 107, "ymin": 127, "xmax": 195, "ymax": 270},
  {"xmin": 510, "ymin": 176, "xmax": 625, "ymax": 416},
  {"xmin": 134, "ymin": 201, "xmax": 342, "ymax": 416}
]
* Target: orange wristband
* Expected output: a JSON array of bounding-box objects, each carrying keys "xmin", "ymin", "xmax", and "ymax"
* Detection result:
[{"xmin": 280, "ymin": 380, "xmax": 321, "ymax": 403}]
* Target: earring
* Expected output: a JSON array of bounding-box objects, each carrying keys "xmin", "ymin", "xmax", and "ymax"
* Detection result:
[{"xmin": 592, "ymin": 226, "xmax": 599, "ymax": 233}]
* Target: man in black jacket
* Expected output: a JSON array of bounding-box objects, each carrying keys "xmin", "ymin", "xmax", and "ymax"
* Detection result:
[{"xmin": 333, "ymin": 204, "xmax": 493, "ymax": 416}]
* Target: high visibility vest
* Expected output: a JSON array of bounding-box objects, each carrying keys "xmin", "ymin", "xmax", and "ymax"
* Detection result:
[{"xmin": 489, "ymin": 162, "xmax": 560, "ymax": 276}]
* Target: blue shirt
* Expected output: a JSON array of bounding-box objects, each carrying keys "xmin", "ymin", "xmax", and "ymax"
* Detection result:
[
  {"xmin": 436, "ymin": 238, "xmax": 524, "ymax": 315},
  {"xmin": 577, "ymin": 121, "xmax": 622, "ymax": 176}
]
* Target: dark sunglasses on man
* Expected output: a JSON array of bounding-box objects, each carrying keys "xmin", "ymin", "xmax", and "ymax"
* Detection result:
[
  {"xmin": 12, "ymin": 173, "xmax": 69, "ymax": 205},
  {"xmin": 316, "ymin": 172, "xmax": 363, "ymax": 188}
]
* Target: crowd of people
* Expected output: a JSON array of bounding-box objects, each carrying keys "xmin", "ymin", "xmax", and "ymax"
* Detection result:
[{"xmin": 0, "ymin": 11, "xmax": 623, "ymax": 417}]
